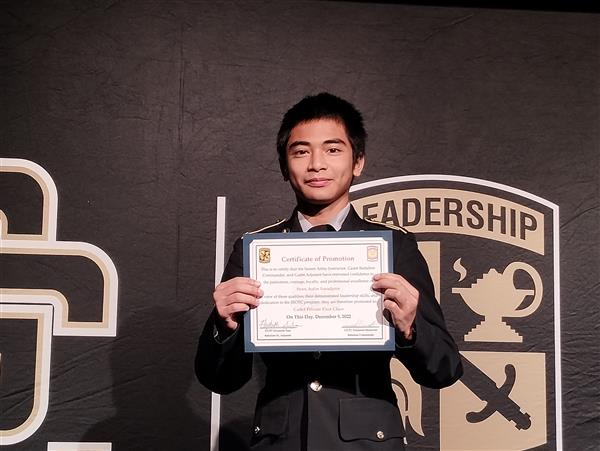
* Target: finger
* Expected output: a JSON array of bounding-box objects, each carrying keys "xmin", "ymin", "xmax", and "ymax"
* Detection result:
[
  {"xmin": 372, "ymin": 273, "xmax": 419, "ymax": 297},
  {"xmin": 383, "ymin": 299, "xmax": 405, "ymax": 327},
  {"xmin": 217, "ymin": 300, "xmax": 262, "ymax": 322},
  {"xmin": 383, "ymin": 299, "xmax": 415, "ymax": 335},
  {"xmin": 218, "ymin": 276, "xmax": 261, "ymax": 290},
  {"xmin": 383, "ymin": 297, "xmax": 411, "ymax": 316},
  {"xmin": 226, "ymin": 292, "xmax": 262, "ymax": 307},
  {"xmin": 383, "ymin": 298, "xmax": 403, "ymax": 315},
  {"xmin": 385, "ymin": 289, "xmax": 419, "ymax": 315},
  {"xmin": 372, "ymin": 283, "xmax": 410, "ymax": 303},
  {"xmin": 216, "ymin": 277, "xmax": 263, "ymax": 298},
  {"xmin": 379, "ymin": 287, "xmax": 418, "ymax": 324},
  {"xmin": 372, "ymin": 272, "xmax": 414, "ymax": 290},
  {"xmin": 215, "ymin": 291, "xmax": 261, "ymax": 312},
  {"xmin": 381, "ymin": 288, "xmax": 404, "ymax": 303},
  {"xmin": 221, "ymin": 302, "xmax": 254, "ymax": 317}
]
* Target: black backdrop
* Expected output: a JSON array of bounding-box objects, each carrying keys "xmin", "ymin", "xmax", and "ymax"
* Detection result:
[{"xmin": 1, "ymin": 1, "xmax": 598, "ymax": 450}]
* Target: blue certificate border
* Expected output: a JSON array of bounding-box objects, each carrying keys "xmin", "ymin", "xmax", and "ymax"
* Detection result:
[{"xmin": 243, "ymin": 230, "xmax": 394, "ymax": 352}]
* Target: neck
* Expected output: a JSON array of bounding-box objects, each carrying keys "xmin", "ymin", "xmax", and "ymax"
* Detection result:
[{"xmin": 296, "ymin": 196, "xmax": 350, "ymax": 226}]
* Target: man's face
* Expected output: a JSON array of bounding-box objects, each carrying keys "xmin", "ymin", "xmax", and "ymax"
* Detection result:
[{"xmin": 285, "ymin": 118, "xmax": 364, "ymax": 209}]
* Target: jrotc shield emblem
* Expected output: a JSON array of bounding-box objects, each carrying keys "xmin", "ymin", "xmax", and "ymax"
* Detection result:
[{"xmin": 351, "ymin": 175, "xmax": 561, "ymax": 450}]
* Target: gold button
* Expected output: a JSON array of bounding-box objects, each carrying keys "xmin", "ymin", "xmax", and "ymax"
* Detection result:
[
  {"xmin": 376, "ymin": 430, "xmax": 385, "ymax": 440},
  {"xmin": 313, "ymin": 351, "xmax": 321, "ymax": 359},
  {"xmin": 254, "ymin": 426, "xmax": 260, "ymax": 435},
  {"xmin": 309, "ymin": 380, "xmax": 322, "ymax": 392}
]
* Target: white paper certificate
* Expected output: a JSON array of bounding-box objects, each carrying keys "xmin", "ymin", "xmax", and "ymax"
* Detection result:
[{"xmin": 242, "ymin": 231, "xmax": 394, "ymax": 352}]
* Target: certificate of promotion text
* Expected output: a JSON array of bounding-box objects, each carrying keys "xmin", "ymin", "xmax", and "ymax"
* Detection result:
[{"xmin": 243, "ymin": 230, "xmax": 394, "ymax": 352}]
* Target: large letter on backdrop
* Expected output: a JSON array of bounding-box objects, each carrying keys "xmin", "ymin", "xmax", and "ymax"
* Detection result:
[{"xmin": 0, "ymin": 159, "xmax": 118, "ymax": 446}]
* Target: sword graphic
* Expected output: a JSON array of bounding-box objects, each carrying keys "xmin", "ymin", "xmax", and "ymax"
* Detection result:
[{"xmin": 460, "ymin": 355, "xmax": 531, "ymax": 430}]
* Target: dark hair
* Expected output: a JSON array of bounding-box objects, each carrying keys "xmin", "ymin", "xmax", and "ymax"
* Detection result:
[{"xmin": 276, "ymin": 92, "xmax": 367, "ymax": 179}]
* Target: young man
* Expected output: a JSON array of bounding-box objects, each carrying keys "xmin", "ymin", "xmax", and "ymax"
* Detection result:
[{"xmin": 196, "ymin": 93, "xmax": 463, "ymax": 450}]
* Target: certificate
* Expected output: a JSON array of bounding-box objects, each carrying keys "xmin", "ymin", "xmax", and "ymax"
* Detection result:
[{"xmin": 243, "ymin": 230, "xmax": 394, "ymax": 352}]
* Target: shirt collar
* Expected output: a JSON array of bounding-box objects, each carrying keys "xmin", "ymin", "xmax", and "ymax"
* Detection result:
[{"xmin": 297, "ymin": 203, "xmax": 351, "ymax": 232}]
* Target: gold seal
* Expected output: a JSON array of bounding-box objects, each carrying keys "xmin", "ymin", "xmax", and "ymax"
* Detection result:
[
  {"xmin": 258, "ymin": 248, "xmax": 270, "ymax": 263},
  {"xmin": 367, "ymin": 245, "xmax": 379, "ymax": 261}
]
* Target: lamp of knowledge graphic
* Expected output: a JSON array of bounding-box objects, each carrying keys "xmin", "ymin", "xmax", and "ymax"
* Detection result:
[
  {"xmin": 0, "ymin": 158, "xmax": 119, "ymax": 446},
  {"xmin": 453, "ymin": 261, "xmax": 542, "ymax": 342}
]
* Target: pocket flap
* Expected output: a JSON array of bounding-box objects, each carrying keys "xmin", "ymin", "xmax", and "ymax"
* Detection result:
[{"xmin": 339, "ymin": 397, "xmax": 405, "ymax": 442}]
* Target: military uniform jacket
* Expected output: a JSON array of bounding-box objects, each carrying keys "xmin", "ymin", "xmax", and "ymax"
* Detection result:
[{"xmin": 196, "ymin": 207, "xmax": 463, "ymax": 451}]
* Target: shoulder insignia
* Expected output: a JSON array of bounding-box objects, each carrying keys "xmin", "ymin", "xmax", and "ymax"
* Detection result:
[
  {"xmin": 246, "ymin": 218, "xmax": 287, "ymax": 235},
  {"xmin": 363, "ymin": 217, "xmax": 408, "ymax": 234}
]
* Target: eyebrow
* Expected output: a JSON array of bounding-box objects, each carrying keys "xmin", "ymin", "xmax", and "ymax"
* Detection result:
[{"xmin": 287, "ymin": 138, "xmax": 348, "ymax": 150}]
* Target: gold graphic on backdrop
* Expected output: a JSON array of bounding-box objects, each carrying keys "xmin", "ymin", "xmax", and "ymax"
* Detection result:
[
  {"xmin": 391, "ymin": 358, "xmax": 424, "ymax": 437},
  {"xmin": 453, "ymin": 261, "xmax": 543, "ymax": 342},
  {"xmin": 441, "ymin": 351, "xmax": 547, "ymax": 450},
  {"xmin": 388, "ymin": 240, "xmax": 439, "ymax": 437},
  {"xmin": 0, "ymin": 158, "xmax": 119, "ymax": 445}
]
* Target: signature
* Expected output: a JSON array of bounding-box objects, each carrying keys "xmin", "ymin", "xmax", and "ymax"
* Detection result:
[
  {"xmin": 341, "ymin": 319, "xmax": 378, "ymax": 329},
  {"xmin": 259, "ymin": 319, "xmax": 300, "ymax": 329}
]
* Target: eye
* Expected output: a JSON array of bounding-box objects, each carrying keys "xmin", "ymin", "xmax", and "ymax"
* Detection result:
[
  {"xmin": 326, "ymin": 147, "xmax": 342, "ymax": 154},
  {"xmin": 291, "ymin": 148, "xmax": 309, "ymax": 157}
]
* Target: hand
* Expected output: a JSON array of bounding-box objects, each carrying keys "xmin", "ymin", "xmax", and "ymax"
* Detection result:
[
  {"xmin": 214, "ymin": 277, "xmax": 263, "ymax": 331},
  {"xmin": 371, "ymin": 273, "xmax": 419, "ymax": 340}
]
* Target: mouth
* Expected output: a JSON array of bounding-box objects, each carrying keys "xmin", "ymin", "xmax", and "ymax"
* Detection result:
[{"xmin": 305, "ymin": 178, "xmax": 332, "ymax": 187}]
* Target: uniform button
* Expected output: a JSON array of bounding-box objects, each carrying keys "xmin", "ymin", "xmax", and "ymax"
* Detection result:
[
  {"xmin": 376, "ymin": 430, "xmax": 385, "ymax": 440},
  {"xmin": 253, "ymin": 426, "xmax": 260, "ymax": 435},
  {"xmin": 309, "ymin": 380, "xmax": 322, "ymax": 392},
  {"xmin": 313, "ymin": 351, "xmax": 321, "ymax": 359}
]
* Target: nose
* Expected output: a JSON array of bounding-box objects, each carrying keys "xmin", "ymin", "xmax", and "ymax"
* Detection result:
[{"xmin": 308, "ymin": 150, "xmax": 326, "ymax": 171}]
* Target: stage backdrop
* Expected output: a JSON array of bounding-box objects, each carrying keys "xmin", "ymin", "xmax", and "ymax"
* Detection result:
[{"xmin": 1, "ymin": 1, "xmax": 598, "ymax": 450}]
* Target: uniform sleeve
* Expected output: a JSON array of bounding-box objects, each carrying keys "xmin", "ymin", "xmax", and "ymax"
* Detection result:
[
  {"xmin": 392, "ymin": 231, "xmax": 463, "ymax": 388},
  {"xmin": 195, "ymin": 237, "xmax": 254, "ymax": 394}
]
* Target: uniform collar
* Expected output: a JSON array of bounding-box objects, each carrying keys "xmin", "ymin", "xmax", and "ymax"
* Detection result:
[{"xmin": 297, "ymin": 203, "xmax": 351, "ymax": 232}]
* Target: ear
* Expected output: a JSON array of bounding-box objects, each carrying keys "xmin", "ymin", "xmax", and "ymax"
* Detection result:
[{"xmin": 353, "ymin": 155, "xmax": 365, "ymax": 177}]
